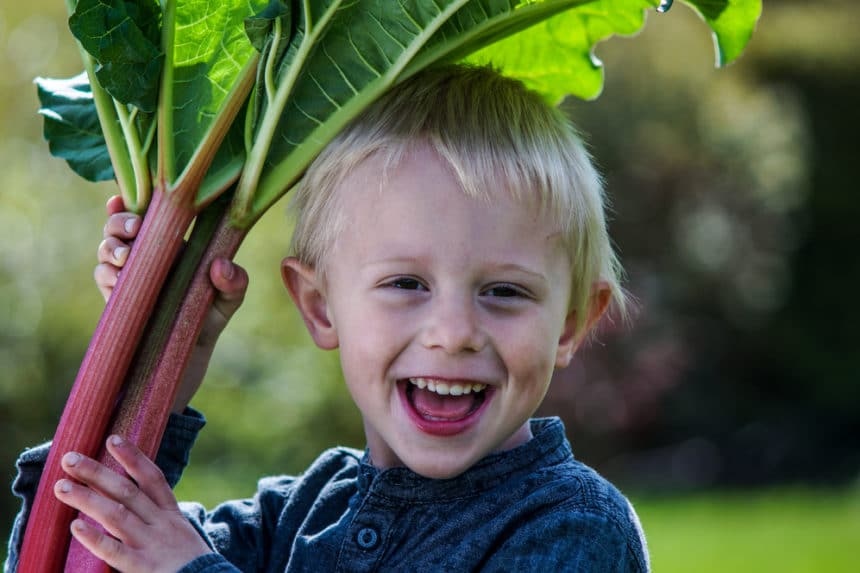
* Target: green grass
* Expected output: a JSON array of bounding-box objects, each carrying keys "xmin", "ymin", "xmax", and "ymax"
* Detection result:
[{"xmin": 635, "ymin": 487, "xmax": 860, "ymax": 573}]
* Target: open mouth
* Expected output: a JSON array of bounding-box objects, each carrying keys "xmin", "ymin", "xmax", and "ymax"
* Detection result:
[{"xmin": 400, "ymin": 377, "xmax": 492, "ymax": 436}]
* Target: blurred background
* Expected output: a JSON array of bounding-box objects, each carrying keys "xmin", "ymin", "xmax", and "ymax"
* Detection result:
[{"xmin": 1, "ymin": 1, "xmax": 858, "ymax": 570}]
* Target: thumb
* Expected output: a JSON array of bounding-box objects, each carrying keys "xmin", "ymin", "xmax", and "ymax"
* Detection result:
[{"xmin": 207, "ymin": 258, "xmax": 248, "ymax": 327}]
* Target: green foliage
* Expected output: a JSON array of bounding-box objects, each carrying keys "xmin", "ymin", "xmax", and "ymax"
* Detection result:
[
  {"xmin": 165, "ymin": 0, "xmax": 267, "ymax": 185},
  {"xmin": 243, "ymin": 0, "xmax": 292, "ymax": 53},
  {"xmin": 68, "ymin": 0, "xmax": 163, "ymax": 112},
  {"xmin": 467, "ymin": 0, "xmax": 656, "ymax": 102},
  {"xmin": 685, "ymin": 0, "xmax": 762, "ymax": 66},
  {"xmin": 239, "ymin": 0, "xmax": 510, "ymax": 220},
  {"xmin": 467, "ymin": 0, "xmax": 762, "ymax": 102},
  {"xmin": 36, "ymin": 0, "xmax": 762, "ymax": 222},
  {"xmin": 240, "ymin": 0, "xmax": 764, "ymax": 222},
  {"xmin": 34, "ymin": 73, "xmax": 114, "ymax": 182}
]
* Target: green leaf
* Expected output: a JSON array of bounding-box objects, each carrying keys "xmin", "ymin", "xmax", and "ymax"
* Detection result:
[
  {"xmin": 683, "ymin": 0, "xmax": 762, "ymax": 66},
  {"xmin": 194, "ymin": 104, "xmax": 250, "ymax": 207},
  {"xmin": 69, "ymin": 0, "xmax": 163, "ymax": 113},
  {"xmin": 35, "ymin": 73, "xmax": 115, "ymax": 182},
  {"xmin": 403, "ymin": 0, "xmax": 594, "ymax": 78},
  {"xmin": 242, "ymin": 0, "xmax": 643, "ymax": 222},
  {"xmin": 466, "ymin": 0, "xmax": 658, "ymax": 102},
  {"xmin": 244, "ymin": 0, "xmax": 292, "ymax": 53},
  {"xmin": 164, "ymin": 0, "xmax": 268, "ymax": 186},
  {"xmin": 469, "ymin": 0, "xmax": 761, "ymax": 102},
  {"xmin": 241, "ymin": 0, "xmax": 489, "ymax": 223}
]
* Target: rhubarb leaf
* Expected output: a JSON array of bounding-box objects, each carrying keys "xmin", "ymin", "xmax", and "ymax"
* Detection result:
[
  {"xmin": 240, "ymin": 0, "xmax": 617, "ymax": 222},
  {"xmin": 401, "ymin": 0, "xmax": 594, "ymax": 79},
  {"xmin": 240, "ymin": 0, "xmax": 489, "ymax": 223},
  {"xmin": 164, "ymin": 0, "xmax": 268, "ymax": 187},
  {"xmin": 684, "ymin": 0, "xmax": 762, "ymax": 66},
  {"xmin": 464, "ymin": 0, "xmax": 658, "ymax": 102},
  {"xmin": 244, "ymin": 0, "xmax": 292, "ymax": 53},
  {"xmin": 467, "ymin": 0, "xmax": 761, "ymax": 102},
  {"xmin": 35, "ymin": 73, "xmax": 115, "ymax": 182},
  {"xmin": 69, "ymin": 0, "xmax": 163, "ymax": 113}
]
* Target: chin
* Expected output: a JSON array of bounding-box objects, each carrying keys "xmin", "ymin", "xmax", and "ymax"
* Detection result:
[{"xmin": 403, "ymin": 451, "xmax": 480, "ymax": 480}]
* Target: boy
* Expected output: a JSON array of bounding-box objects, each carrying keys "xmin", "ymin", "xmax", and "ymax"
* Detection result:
[{"xmin": 7, "ymin": 65, "xmax": 649, "ymax": 572}]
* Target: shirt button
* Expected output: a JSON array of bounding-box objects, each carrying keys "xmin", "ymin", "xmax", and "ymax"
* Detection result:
[{"xmin": 356, "ymin": 527, "xmax": 379, "ymax": 549}]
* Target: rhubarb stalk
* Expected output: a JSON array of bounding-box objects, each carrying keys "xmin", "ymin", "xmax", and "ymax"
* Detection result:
[
  {"xmin": 18, "ymin": 187, "xmax": 196, "ymax": 573},
  {"xmin": 63, "ymin": 193, "xmax": 241, "ymax": 572}
]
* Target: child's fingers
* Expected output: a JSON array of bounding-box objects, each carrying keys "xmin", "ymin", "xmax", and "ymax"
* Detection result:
[
  {"xmin": 59, "ymin": 450, "xmax": 162, "ymax": 526},
  {"xmin": 69, "ymin": 518, "xmax": 131, "ymax": 570},
  {"xmin": 98, "ymin": 237, "xmax": 131, "ymax": 267},
  {"xmin": 105, "ymin": 194, "xmax": 126, "ymax": 217},
  {"xmin": 69, "ymin": 518, "xmax": 160, "ymax": 573},
  {"xmin": 210, "ymin": 258, "xmax": 248, "ymax": 313},
  {"xmin": 103, "ymin": 212, "xmax": 141, "ymax": 240},
  {"xmin": 196, "ymin": 259, "xmax": 248, "ymax": 347},
  {"xmin": 54, "ymin": 476, "xmax": 148, "ymax": 545},
  {"xmin": 94, "ymin": 263, "xmax": 120, "ymax": 302},
  {"xmin": 105, "ymin": 435, "xmax": 178, "ymax": 510}
]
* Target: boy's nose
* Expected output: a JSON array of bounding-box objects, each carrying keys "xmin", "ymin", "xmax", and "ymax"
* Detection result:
[{"xmin": 419, "ymin": 296, "xmax": 486, "ymax": 354}]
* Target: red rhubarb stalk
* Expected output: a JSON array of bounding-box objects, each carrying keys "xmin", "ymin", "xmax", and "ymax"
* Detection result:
[
  {"xmin": 63, "ymin": 195, "xmax": 244, "ymax": 572},
  {"xmin": 18, "ymin": 187, "xmax": 196, "ymax": 573},
  {"xmin": 116, "ymin": 204, "xmax": 247, "ymax": 459}
]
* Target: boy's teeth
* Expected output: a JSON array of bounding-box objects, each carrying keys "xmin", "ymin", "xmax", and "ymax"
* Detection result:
[{"xmin": 408, "ymin": 378, "xmax": 486, "ymax": 396}]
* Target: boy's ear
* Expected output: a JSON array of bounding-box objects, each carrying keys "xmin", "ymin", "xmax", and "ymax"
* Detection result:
[
  {"xmin": 280, "ymin": 257, "xmax": 339, "ymax": 350},
  {"xmin": 555, "ymin": 282, "xmax": 612, "ymax": 369}
]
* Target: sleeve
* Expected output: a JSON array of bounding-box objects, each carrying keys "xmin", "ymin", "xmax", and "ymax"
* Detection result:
[
  {"xmin": 177, "ymin": 554, "xmax": 244, "ymax": 573},
  {"xmin": 3, "ymin": 409, "xmax": 205, "ymax": 573},
  {"xmin": 175, "ymin": 474, "xmax": 297, "ymax": 573},
  {"xmin": 479, "ymin": 510, "xmax": 649, "ymax": 573}
]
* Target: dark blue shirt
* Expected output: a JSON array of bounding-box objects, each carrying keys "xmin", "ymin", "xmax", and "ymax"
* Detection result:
[{"xmin": 6, "ymin": 415, "xmax": 649, "ymax": 572}]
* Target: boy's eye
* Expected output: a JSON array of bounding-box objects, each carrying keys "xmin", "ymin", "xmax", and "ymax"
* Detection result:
[
  {"xmin": 389, "ymin": 277, "xmax": 426, "ymax": 291},
  {"xmin": 484, "ymin": 284, "xmax": 527, "ymax": 298}
]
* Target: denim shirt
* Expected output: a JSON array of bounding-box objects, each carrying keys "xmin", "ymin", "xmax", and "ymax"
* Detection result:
[{"xmin": 6, "ymin": 414, "xmax": 649, "ymax": 573}]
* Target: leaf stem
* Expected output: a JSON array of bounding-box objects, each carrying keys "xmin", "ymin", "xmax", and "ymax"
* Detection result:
[
  {"xmin": 158, "ymin": 0, "xmax": 177, "ymax": 185},
  {"xmin": 178, "ymin": 55, "xmax": 259, "ymax": 204},
  {"xmin": 265, "ymin": 18, "xmax": 282, "ymax": 109},
  {"xmin": 232, "ymin": 0, "xmax": 340, "ymax": 225},
  {"xmin": 113, "ymin": 100, "xmax": 152, "ymax": 211},
  {"xmin": 244, "ymin": 88, "xmax": 256, "ymax": 155},
  {"xmin": 63, "ymin": 0, "xmax": 138, "ymax": 210},
  {"xmin": 142, "ymin": 115, "xmax": 157, "ymax": 157}
]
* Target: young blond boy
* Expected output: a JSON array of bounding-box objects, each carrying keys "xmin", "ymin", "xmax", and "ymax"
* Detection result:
[{"xmin": 8, "ymin": 65, "xmax": 649, "ymax": 572}]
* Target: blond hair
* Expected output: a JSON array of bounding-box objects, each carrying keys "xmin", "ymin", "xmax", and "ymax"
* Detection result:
[{"xmin": 290, "ymin": 64, "xmax": 626, "ymax": 333}]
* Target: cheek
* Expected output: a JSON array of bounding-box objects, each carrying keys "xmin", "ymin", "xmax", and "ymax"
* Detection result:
[
  {"xmin": 499, "ymin": 319, "xmax": 560, "ymax": 386},
  {"xmin": 335, "ymin": 306, "xmax": 408, "ymax": 381}
]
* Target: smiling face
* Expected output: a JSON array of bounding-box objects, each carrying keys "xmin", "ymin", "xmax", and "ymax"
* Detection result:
[{"xmin": 283, "ymin": 145, "xmax": 587, "ymax": 479}]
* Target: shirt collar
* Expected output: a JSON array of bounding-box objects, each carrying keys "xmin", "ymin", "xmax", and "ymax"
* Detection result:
[{"xmin": 356, "ymin": 417, "xmax": 572, "ymax": 501}]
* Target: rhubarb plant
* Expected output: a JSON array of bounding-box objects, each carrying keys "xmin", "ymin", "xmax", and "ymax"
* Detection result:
[{"xmin": 21, "ymin": 1, "xmax": 761, "ymax": 571}]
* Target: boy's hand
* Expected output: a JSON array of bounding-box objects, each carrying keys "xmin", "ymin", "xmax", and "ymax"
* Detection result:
[
  {"xmin": 95, "ymin": 195, "xmax": 249, "ymax": 412},
  {"xmin": 54, "ymin": 435, "xmax": 212, "ymax": 572}
]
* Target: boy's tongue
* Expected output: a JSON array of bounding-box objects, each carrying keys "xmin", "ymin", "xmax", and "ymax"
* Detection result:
[{"xmin": 411, "ymin": 386, "xmax": 476, "ymax": 420}]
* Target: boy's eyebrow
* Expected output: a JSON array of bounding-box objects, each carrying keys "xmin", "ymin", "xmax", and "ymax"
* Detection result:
[
  {"xmin": 487, "ymin": 263, "xmax": 551, "ymax": 285},
  {"xmin": 365, "ymin": 258, "xmax": 549, "ymax": 282}
]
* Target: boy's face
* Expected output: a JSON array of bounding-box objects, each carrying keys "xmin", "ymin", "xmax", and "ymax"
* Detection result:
[{"xmin": 283, "ymin": 145, "xmax": 582, "ymax": 479}]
